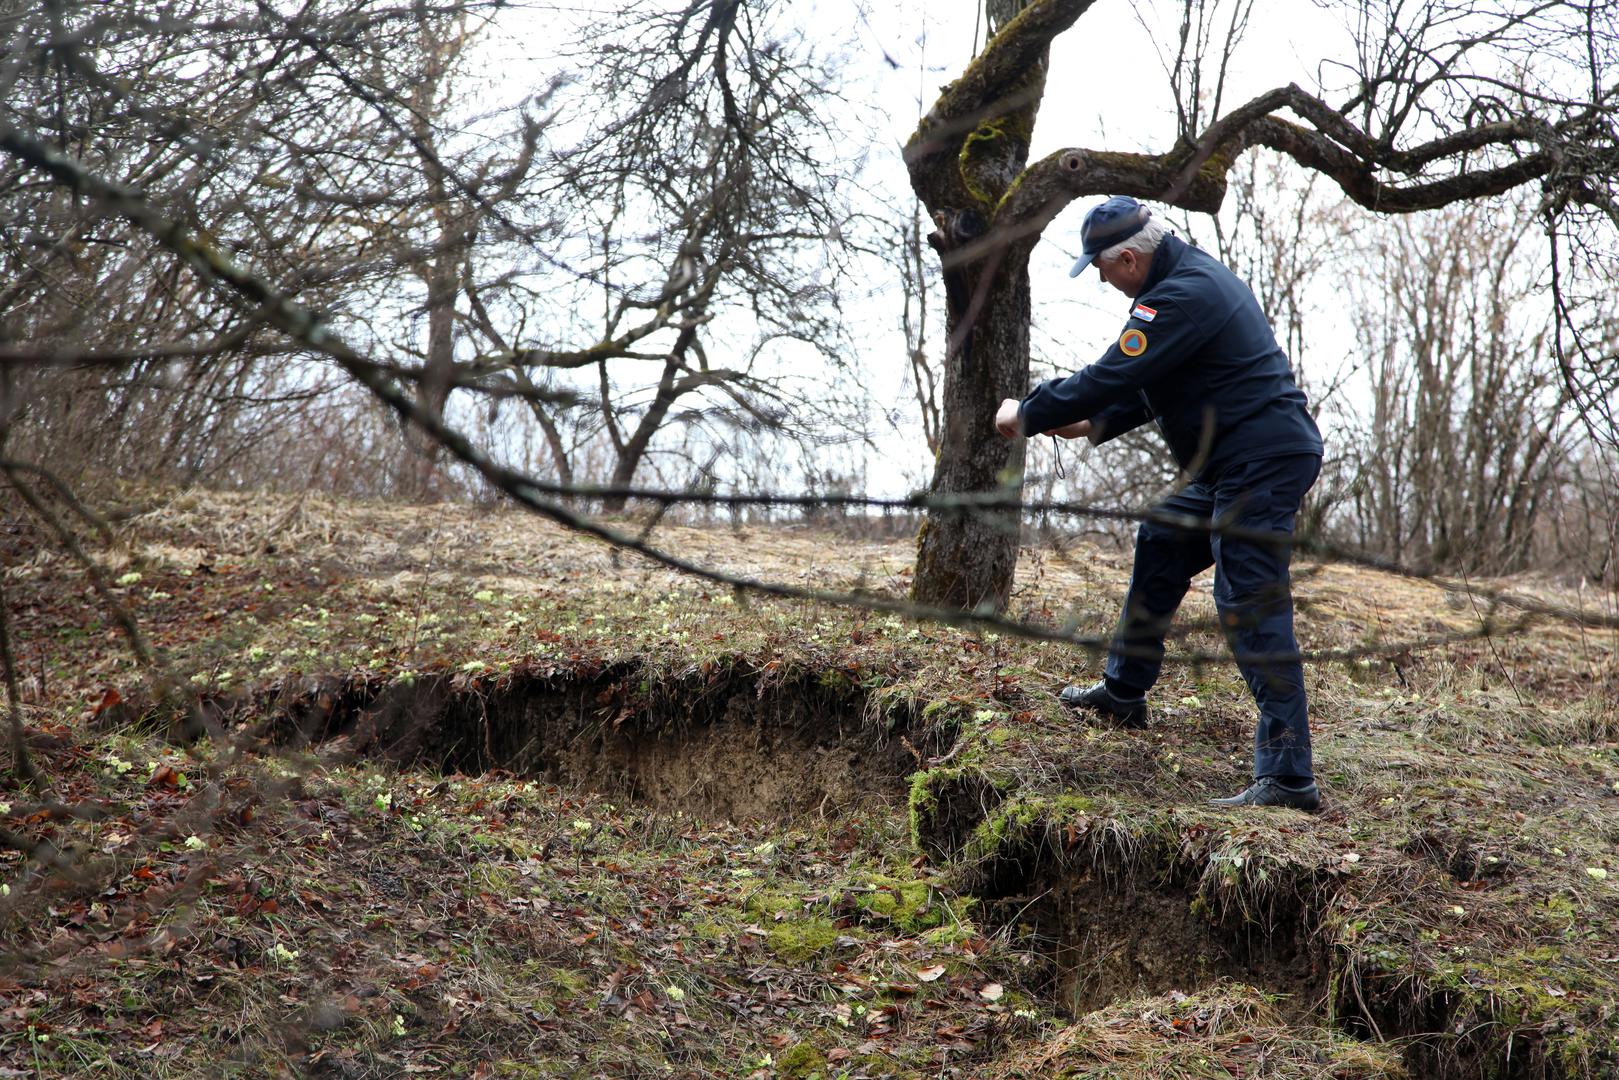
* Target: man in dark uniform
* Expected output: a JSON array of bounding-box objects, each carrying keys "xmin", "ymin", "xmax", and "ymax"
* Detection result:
[{"xmin": 994, "ymin": 195, "xmax": 1324, "ymax": 812}]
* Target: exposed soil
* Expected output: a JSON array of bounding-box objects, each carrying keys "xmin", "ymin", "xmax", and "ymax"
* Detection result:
[
  {"xmin": 256, "ymin": 669, "xmax": 928, "ymax": 824},
  {"xmin": 264, "ymin": 670, "xmax": 1346, "ymax": 1030},
  {"xmin": 261, "ymin": 669, "xmax": 1357, "ymax": 1046},
  {"xmin": 1042, "ymin": 868, "xmax": 1322, "ymax": 1017}
]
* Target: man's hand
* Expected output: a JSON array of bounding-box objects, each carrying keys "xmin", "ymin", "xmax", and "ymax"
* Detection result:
[
  {"xmin": 994, "ymin": 398, "xmax": 1023, "ymax": 439},
  {"xmin": 1043, "ymin": 419, "xmax": 1093, "ymax": 440}
]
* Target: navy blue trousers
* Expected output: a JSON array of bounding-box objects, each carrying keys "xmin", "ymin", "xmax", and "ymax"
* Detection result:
[{"xmin": 1104, "ymin": 454, "xmax": 1320, "ymax": 779}]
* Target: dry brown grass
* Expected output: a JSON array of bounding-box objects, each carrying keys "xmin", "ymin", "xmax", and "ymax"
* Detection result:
[
  {"xmin": 994, "ymin": 983, "xmax": 1405, "ymax": 1078},
  {"xmin": 1, "ymin": 482, "xmax": 1616, "ymax": 1077}
]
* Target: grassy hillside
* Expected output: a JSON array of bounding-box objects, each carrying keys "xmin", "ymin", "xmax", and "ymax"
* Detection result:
[{"xmin": 0, "ymin": 486, "xmax": 1613, "ymax": 1077}]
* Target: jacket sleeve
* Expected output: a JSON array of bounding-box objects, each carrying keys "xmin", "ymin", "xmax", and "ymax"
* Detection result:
[
  {"xmin": 1018, "ymin": 299, "xmax": 1211, "ymax": 436},
  {"xmin": 1088, "ymin": 399, "xmax": 1152, "ymax": 443}
]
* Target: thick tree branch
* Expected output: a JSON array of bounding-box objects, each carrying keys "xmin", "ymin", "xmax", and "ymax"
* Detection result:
[
  {"xmin": 1159, "ymin": 82, "xmax": 1567, "ymax": 205},
  {"xmin": 911, "ymin": 0, "xmax": 1096, "ymax": 144},
  {"xmin": 1246, "ymin": 116, "xmax": 1564, "ymax": 213},
  {"xmin": 990, "ymin": 82, "xmax": 1601, "ymax": 249},
  {"xmin": 905, "ymin": 0, "xmax": 1097, "ymax": 209}
]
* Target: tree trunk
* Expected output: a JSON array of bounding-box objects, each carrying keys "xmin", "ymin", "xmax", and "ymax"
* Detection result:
[
  {"xmin": 599, "ymin": 326, "xmax": 697, "ymax": 513},
  {"xmin": 912, "ymin": 258, "xmax": 1030, "ymax": 610},
  {"xmin": 410, "ymin": 254, "xmax": 459, "ymax": 499},
  {"xmin": 904, "ymin": 19, "xmax": 1049, "ymax": 610}
]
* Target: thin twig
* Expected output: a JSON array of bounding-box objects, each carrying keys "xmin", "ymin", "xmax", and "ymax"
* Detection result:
[
  {"xmin": 0, "ymin": 120, "xmax": 1597, "ymax": 670},
  {"xmin": 0, "ymin": 458, "xmax": 117, "ymax": 547},
  {"xmin": 1461, "ymin": 569, "xmax": 1526, "ymax": 708},
  {"xmin": 0, "ymin": 575, "xmax": 43, "ymax": 790}
]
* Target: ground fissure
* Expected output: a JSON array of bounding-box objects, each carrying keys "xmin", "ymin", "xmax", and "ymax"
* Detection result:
[
  {"xmin": 251, "ymin": 665, "xmax": 1604, "ymax": 1079},
  {"xmin": 256, "ymin": 666, "xmax": 1375, "ymax": 1056},
  {"xmin": 1040, "ymin": 867, "xmax": 1323, "ymax": 1018},
  {"xmin": 254, "ymin": 666, "xmax": 934, "ymax": 824}
]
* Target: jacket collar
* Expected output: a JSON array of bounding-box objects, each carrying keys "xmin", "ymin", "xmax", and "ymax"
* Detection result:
[{"xmin": 1139, "ymin": 233, "xmax": 1187, "ymax": 296}]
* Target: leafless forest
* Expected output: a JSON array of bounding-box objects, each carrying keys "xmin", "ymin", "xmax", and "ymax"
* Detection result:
[{"xmin": 0, "ymin": 0, "xmax": 1614, "ymax": 592}]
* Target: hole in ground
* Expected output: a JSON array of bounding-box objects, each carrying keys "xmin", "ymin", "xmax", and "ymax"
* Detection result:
[
  {"xmin": 994, "ymin": 864, "xmax": 1575, "ymax": 1079},
  {"xmin": 258, "ymin": 667, "xmax": 941, "ymax": 823},
  {"xmin": 247, "ymin": 672, "xmax": 1582, "ymax": 1077},
  {"xmin": 1036, "ymin": 868, "xmax": 1321, "ymax": 1019}
]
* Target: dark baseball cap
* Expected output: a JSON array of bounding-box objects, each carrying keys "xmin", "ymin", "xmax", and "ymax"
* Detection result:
[{"xmin": 1068, "ymin": 196, "xmax": 1151, "ymax": 277}]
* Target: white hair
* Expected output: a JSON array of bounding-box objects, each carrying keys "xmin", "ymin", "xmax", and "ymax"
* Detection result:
[{"xmin": 1098, "ymin": 217, "xmax": 1171, "ymax": 262}]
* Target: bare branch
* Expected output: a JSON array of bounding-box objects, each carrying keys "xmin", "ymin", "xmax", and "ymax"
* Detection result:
[{"xmin": 0, "ymin": 576, "xmax": 43, "ymax": 790}]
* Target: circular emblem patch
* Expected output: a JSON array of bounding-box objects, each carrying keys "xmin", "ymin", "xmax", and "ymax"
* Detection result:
[{"xmin": 1119, "ymin": 328, "xmax": 1148, "ymax": 357}]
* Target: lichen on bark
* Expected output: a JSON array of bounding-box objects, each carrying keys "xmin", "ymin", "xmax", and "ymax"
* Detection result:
[{"xmin": 960, "ymin": 118, "xmax": 1026, "ymax": 206}]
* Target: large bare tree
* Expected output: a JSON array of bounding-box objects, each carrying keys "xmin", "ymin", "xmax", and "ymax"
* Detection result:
[
  {"xmin": 491, "ymin": 0, "xmax": 864, "ymax": 509},
  {"xmin": 0, "ymin": 0, "xmax": 864, "ymax": 504},
  {"xmin": 906, "ymin": 0, "xmax": 1619, "ymax": 610}
]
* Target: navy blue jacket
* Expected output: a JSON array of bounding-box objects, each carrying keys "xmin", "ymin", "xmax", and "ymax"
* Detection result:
[{"xmin": 1020, "ymin": 234, "xmax": 1322, "ymax": 478}]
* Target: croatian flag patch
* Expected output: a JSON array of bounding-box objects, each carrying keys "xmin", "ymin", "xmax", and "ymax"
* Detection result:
[{"xmin": 1131, "ymin": 303, "xmax": 1157, "ymax": 322}]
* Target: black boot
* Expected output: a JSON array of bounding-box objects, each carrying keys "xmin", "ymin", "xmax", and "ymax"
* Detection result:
[
  {"xmin": 1059, "ymin": 681, "xmax": 1148, "ymax": 728},
  {"xmin": 1208, "ymin": 776, "xmax": 1320, "ymax": 812}
]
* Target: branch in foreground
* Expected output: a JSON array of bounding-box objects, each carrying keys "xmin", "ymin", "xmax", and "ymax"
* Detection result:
[
  {"xmin": 0, "ymin": 458, "xmax": 117, "ymax": 546},
  {"xmin": 0, "ymin": 120, "xmax": 1593, "ymax": 666},
  {"xmin": 476, "ymin": 478, "xmax": 1619, "ymax": 634}
]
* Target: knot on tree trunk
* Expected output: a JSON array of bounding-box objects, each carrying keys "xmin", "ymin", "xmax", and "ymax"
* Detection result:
[
  {"xmin": 927, "ymin": 208, "xmax": 990, "ymax": 323},
  {"xmin": 1059, "ymin": 149, "xmax": 1086, "ymax": 175}
]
